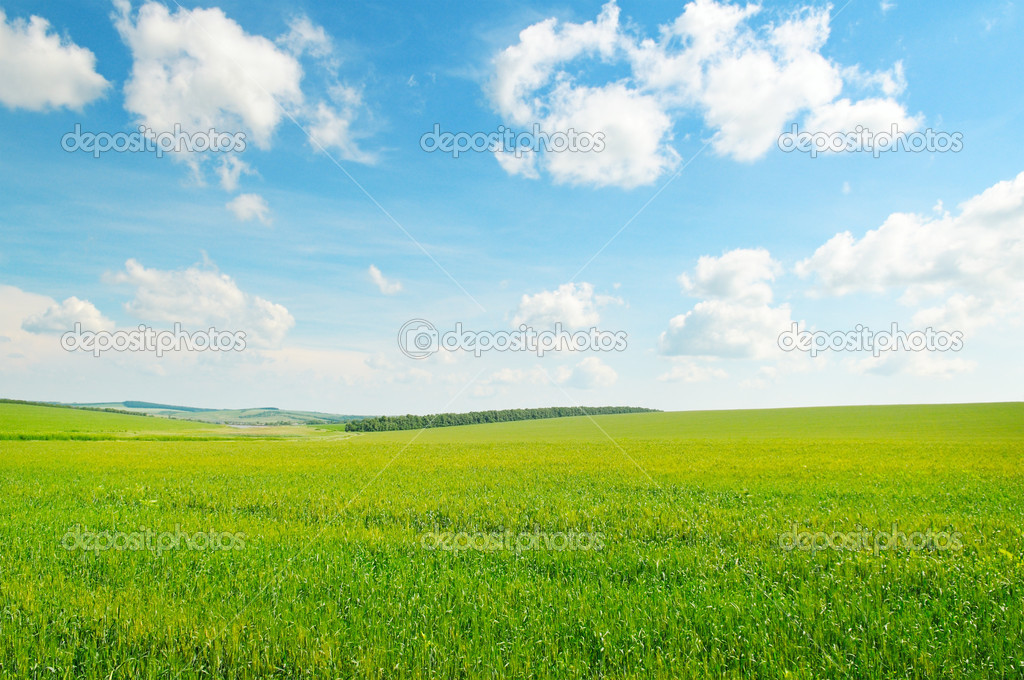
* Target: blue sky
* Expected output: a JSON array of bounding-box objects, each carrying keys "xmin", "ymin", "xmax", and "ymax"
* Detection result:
[{"xmin": 0, "ymin": 0, "xmax": 1021, "ymax": 414}]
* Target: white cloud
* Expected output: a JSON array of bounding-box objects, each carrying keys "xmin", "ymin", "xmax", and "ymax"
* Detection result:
[
  {"xmin": 657, "ymin": 175, "xmax": 1024, "ymax": 378},
  {"xmin": 796, "ymin": 171, "xmax": 1024, "ymax": 333},
  {"xmin": 490, "ymin": 3, "xmax": 623, "ymax": 125},
  {"xmin": 113, "ymin": 0, "xmax": 303, "ymax": 148},
  {"xmin": 22, "ymin": 297, "xmax": 114, "ymax": 333},
  {"xmin": 217, "ymin": 155, "xmax": 255, "ymax": 192},
  {"xmin": 278, "ymin": 15, "xmax": 333, "ymax": 60},
  {"xmin": 227, "ymin": 193, "xmax": 271, "ymax": 224},
  {"xmin": 493, "ymin": 146, "xmax": 540, "ymax": 179},
  {"xmin": 104, "ymin": 258, "xmax": 294, "ymax": 347},
  {"xmin": 842, "ymin": 62, "xmax": 907, "ymax": 98},
  {"xmin": 541, "ymin": 82, "xmax": 678, "ymax": 188},
  {"xmin": 368, "ymin": 265, "xmax": 402, "ymax": 295},
  {"xmin": 512, "ymin": 282, "xmax": 620, "ymax": 329},
  {"xmin": 489, "ymin": 0, "xmax": 918, "ymax": 186},
  {"xmin": 679, "ymin": 247, "xmax": 780, "ymax": 305},
  {"xmin": 113, "ymin": 1, "xmax": 372, "ymax": 169},
  {"xmin": 658, "ymin": 357, "xmax": 728, "ymax": 383},
  {"xmin": 489, "ymin": 2, "xmax": 676, "ymax": 188},
  {"xmin": 803, "ymin": 96, "xmax": 921, "ymax": 137},
  {"xmin": 661, "ymin": 298, "xmax": 793, "ymax": 359},
  {"xmin": 677, "ymin": 4, "xmax": 842, "ymax": 161},
  {"xmin": 0, "ymin": 9, "xmax": 110, "ymax": 110},
  {"xmin": 0, "ymin": 286, "xmax": 82, "ymax": 368},
  {"xmin": 661, "ymin": 248, "xmax": 793, "ymax": 359},
  {"xmin": 561, "ymin": 356, "xmax": 618, "ymax": 389},
  {"xmin": 307, "ymin": 90, "xmax": 374, "ymax": 162}
]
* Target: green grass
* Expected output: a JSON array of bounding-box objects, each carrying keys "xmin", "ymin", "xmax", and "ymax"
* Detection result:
[
  {"xmin": 353, "ymin": 402, "xmax": 1024, "ymax": 443},
  {"xmin": 0, "ymin": 402, "xmax": 1022, "ymax": 678},
  {"xmin": 0, "ymin": 403, "xmax": 226, "ymax": 439}
]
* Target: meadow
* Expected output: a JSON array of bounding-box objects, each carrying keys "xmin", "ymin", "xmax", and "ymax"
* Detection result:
[{"xmin": 0, "ymin": 402, "xmax": 1021, "ymax": 679}]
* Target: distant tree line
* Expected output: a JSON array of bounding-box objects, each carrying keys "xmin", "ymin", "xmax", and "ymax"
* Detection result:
[{"xmin": 344, "ymin": 406, "xmax": 659, "ymax": 432}]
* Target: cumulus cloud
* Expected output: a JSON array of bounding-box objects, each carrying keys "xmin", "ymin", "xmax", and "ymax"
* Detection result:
[
  {"xmin": 306, "ymin": 88, "xmax": 374, "ymax": 161},
  {"xmin": 112, "ymin": 1, "xmax": 371, "ymax": 174},
  {"xmin": 21, "ymin": 297, "xmax": 114, "ymax": 333},
  {"xmin": 659, "ymin": 174, "xmax": 1024, "ymax": 377},
  {"xmin": 658, "ymin": 357, "xmax": 728, "ymax": 383},
  {"xmin": 113, "ymin": 0, "xmax": 302, "ymax": 147},
  {"xmin": 278, "ymin": 15, "xmax": 333, "ymax": 60},
  {"xmin": 659, "ymin": 173, "xmax": 1024, "ymax": 379},
  {"xmin": 489, "ymin": 0, "xmax": 918, "ymax": 186},
  {"xmin": 104, "ymin": 258, "xmax": 294, "ymax": 347},
  {"xmin": 659, "ymin": 174, "xmax": 1024, "ymax": 379},
  {"xmin": 561, "ymin": 356, "xmax": 618, "ymax": 388},
  {"xmin": 0, "ymin": 286, "xmax": 85, "ymax": 368},
  {"xmin": 679, "ymin": 247, "xmax": 780, "ymax": 305},
  {"xmin": 796, "ymin": 171, "xmax": 1024, "ymax": 333},
  {"xmin": 661, "ymin": 248, "xmax": 793, "ymax": 359},
  {"xmin": 0, "ymin": 9, "xmax": 110, "ymax": 110},
  {"xmin": 512, "ymin": 282, "xmax": 621, "ymax": 328},
  {"xmin": 226, "ymin": 193, "xmax": 271, "ymax": 224},
  {"xmin": 217, "ymin": 156, "xmax": 255, "ymax": 192},
  {"xmin": 368, "ymin": 265, "xmax": 402, "ymax": 295},
  {"xmin": 542, "ymin": 82, "xmax": 677, "ymax": 187},
  {"xmin": 493, "ymin": 145, "xmax": 540, "ymax": 179},
  {"xmin": 842, "ymin": 62, "xmax": 908, "ymax": 98},
  {"xmin": 802, "ymin": 96, "xmax": 921, "ymax": 139},
  {"xmin": 661, "ymin": 298, "xmax": 794, "ymax": 359},
  {"xmin": 490, "ymin": 3, "xmax": 623, "ymax": 123},
  {"xmin": 489, "ymin": 2, "xmax": 675, "ymax": 188}
]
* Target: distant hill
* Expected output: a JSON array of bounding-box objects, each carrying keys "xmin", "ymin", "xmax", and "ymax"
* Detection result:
[{"xmin": 69, "ymin": 401, "xmax": 365, "ymax": 426}]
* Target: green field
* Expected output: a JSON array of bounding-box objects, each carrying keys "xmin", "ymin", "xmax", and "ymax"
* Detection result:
[
  {"xmin": 0, "ymin": 402, "xmax": 225, "ymax": 438},
  {"xmin": 1, "ymin": 402, "xmax": 1022, "ymax": 678}
]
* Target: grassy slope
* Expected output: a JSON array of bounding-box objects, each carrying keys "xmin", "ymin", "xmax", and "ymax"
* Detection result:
[
  {"xmin": 361, "ymin": 402, "xmax": 1024, "ymax": 443},
  {"xmin": 0, "ymin": 403, "xmax": 238, "ymax": 439}
]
